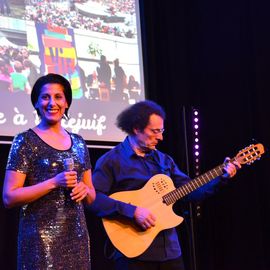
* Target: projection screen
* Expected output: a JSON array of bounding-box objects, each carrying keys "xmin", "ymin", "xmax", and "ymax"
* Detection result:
[{"xmin": 0, "ymin": 0, "xmax": 145, "ymax": 145}]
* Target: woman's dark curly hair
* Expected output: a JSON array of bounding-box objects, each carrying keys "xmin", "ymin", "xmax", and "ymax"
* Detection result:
[
  {"xmin": 116, "ymin": 100, "xmax": 166, "ymax": 135},
  {"xmin": 31, "ymin": 73, "xmax": 72, "ymax": 117}
]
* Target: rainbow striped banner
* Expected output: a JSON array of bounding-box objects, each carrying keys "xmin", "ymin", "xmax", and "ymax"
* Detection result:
[{"xmin": 36, "ymin": 23, "xmax": 83, "ymax": 99}]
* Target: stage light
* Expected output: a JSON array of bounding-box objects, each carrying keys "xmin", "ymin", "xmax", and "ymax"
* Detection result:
[
  {"xmin": 192, "ymin": 108, "xmax": 200, "ymax": 177},
  {"xmin": 191, "ymin": 107, "xmax": 202, "ymax": 220}
]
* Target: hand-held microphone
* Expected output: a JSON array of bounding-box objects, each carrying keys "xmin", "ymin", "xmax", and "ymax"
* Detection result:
[
  {"xmin": 63, "ymin": 158, "xmax": 76, "ymax": 193},
  {"xmin": 63, "ymin": 158, "xmax": 74, "ymax": 171}
]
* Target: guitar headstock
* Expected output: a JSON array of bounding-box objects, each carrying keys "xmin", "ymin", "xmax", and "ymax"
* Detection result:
[{"xmin": 235, "ymin": 143, "xmax": 265, "ymax": 165}]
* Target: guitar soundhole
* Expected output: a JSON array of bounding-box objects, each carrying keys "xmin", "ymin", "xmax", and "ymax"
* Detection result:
[{"xmin": 152, "ymin": 179, "xmax": 169, "ymax": 194}]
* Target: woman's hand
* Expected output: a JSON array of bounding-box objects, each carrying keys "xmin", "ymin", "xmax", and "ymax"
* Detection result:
[
  {"xmin": 70, "ymin": 182, "xmax": 91, "ymax": 203},
  {"xmin": 53, "ymin": 171, "xmax": 77, "ymax": 188}
]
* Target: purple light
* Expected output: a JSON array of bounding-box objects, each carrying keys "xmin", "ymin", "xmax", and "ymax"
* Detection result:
[{"xmin": 192, "ymin": 108, "xmax": 200, "ymax": 175}]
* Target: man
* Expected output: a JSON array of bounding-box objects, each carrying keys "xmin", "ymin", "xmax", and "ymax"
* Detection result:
[
  {"xmin": 96, "ymin": 55, "xmax": 111, "ymax": 91},
  {"xmin": 90, "ymin": 100, "xmax": 240, "ymax": 270},
  {"xmin": 0, "ymin": 0, "xmax": 10, "ymax": 16}
]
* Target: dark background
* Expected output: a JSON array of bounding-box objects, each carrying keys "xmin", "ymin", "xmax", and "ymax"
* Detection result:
[{"xmin": 1, "ymin": 0, "xmax": 270, "ymax": 269}]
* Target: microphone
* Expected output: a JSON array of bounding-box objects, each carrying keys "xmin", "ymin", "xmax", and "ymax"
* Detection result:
[
  {"xmin": 63, "ymin": 158, "xmax": 76, "ymax": 194},
  {"xmin": 63, "ymin": 157, "xmax": 74, "ymax": 171}
]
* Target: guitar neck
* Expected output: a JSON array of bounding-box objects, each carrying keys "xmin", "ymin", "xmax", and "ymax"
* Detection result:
[{"xmin": 163, "ymin": 160, "xmax": 233, "ymax": 205}]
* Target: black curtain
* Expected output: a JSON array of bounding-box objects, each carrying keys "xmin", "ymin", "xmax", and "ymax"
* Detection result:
[
  {"xmin": 141, "ymin": 0, "xmax": 270, "ymax": 270},
  {"xmin": 1, "ymin": 0, "xmax": 270, "ymax": 269}
]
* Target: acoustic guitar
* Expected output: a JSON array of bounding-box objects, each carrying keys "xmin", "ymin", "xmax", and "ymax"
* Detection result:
[{"xmin": 102, "ymin": 143, "xmax": 265, "ymax": 258}]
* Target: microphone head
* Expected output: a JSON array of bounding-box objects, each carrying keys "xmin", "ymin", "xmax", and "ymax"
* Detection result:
[{"xmin": 63, "ymin": 158, "xmax": 74, "ymax": 171}]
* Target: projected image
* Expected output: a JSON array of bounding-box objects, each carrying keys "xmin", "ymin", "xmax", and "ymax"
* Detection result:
[{"xmin": 0, "ymin": 0, "xmax": 144, "ymax": 143}]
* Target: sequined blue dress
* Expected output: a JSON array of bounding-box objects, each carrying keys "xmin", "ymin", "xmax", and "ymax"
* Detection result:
[{"xmin": 6, "ymin": 129, "xmax": 91, "ymax": 270}]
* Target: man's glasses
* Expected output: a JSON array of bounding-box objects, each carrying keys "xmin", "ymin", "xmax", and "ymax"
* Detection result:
[{"xmin": 150, "ymin": 128, "xmax": 165, "ymax": 134}]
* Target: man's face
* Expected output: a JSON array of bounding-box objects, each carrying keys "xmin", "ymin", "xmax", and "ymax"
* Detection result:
[{"xmin": 134, "ymin": 114, "xmax": 164, "ymax": 151}]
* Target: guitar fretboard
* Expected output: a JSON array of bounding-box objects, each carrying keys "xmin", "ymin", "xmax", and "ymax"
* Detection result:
[{"xmin": 163, "ymin": 163, "xmax": 227, "ymax": 205}]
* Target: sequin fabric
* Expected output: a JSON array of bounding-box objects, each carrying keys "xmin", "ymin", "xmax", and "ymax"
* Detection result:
[{"xmin": 6, "ymin": 129, "xmax": 91, "ymax": 270}]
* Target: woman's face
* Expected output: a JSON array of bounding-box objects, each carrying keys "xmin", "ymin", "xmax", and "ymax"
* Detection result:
[{"xmin": 35, "ymin": 83, "xmax": 68, "ymax": 125}]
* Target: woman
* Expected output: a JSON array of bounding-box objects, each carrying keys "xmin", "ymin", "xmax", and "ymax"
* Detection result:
[{"xmin": 2, "ymin": 73, "xmax": 96, "ymax": 269}]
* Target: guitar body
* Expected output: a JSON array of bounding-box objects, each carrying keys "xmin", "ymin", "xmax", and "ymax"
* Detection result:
[{"xmin": 102, "ymin": 174, "xmax": 184, "ymax": 258}]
